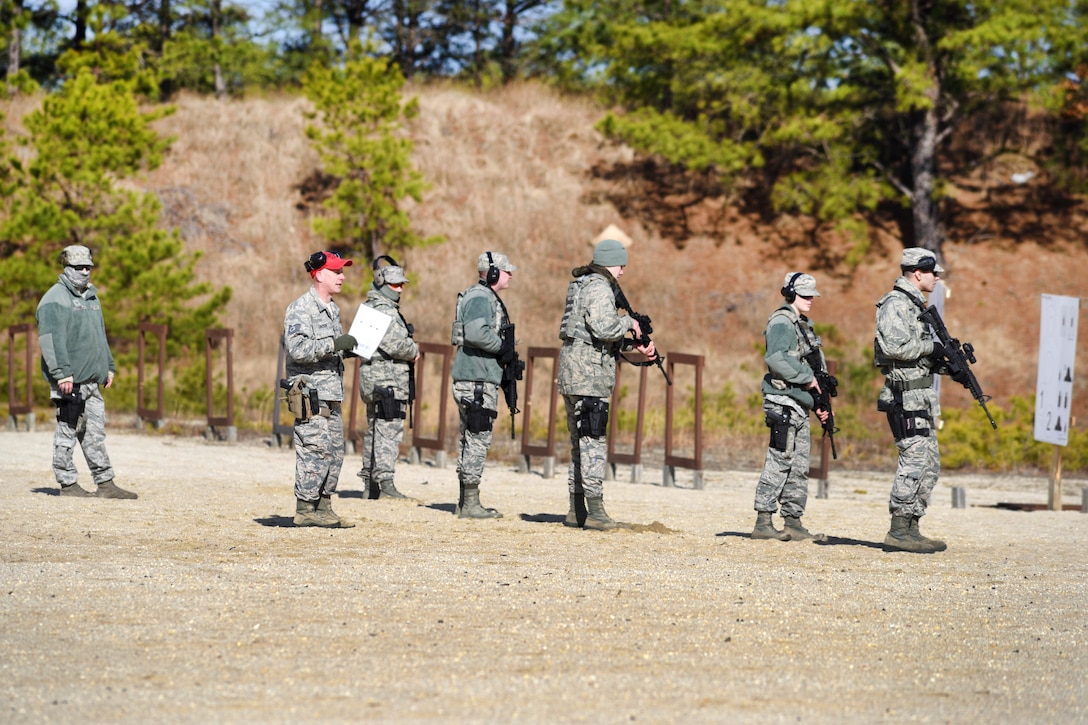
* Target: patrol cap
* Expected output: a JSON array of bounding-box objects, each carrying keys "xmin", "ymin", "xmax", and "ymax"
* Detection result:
[
  {"xmin": 382, "ymin": 266, "xmax": 408, "ymax": 284},
  {"xmin": 593, "ymin": 238, "xmax": 629, "ymax": 267},
  {"xmin": 784, "ymin": 272, "xmax": 820, "ymax": 298},
  {"xmin": 900, "ymin": 247, "xmax": 944, "ymax": 273},
  {"xmin": 61, "ymin": 245, "xmax": 94, "ymax": 267},
  {"xmin": 478, "ymin": 252, "xmax": 516, "ymax": 273}
]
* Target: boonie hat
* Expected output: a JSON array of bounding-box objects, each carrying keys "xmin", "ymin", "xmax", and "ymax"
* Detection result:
[
  {"xmin": 783, "ymin": 272, "xmax": 820, "ymax": 298},
  {"xmin": 900, "ymin": 247, "xmax": 944, "ymax": 273},
  {"xmin": 61, "ymin": 245, "xmax": 94, "ymax": 267},
  {"xmin": 477, "ymin": 252, "xmax": 516, "ymax": 273}
]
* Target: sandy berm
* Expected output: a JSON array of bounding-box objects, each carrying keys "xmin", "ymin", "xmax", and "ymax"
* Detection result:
[{"xmin": 1, "ymin": 429, "xmax": 1086, "ymax": 723}]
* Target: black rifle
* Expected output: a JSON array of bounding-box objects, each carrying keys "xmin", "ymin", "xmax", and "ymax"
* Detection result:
[
  {"xmin": 918, "ymin": 304, "xmax": 998, "ymax": 429},
  {"xmin": 613, "ymin": 287, "xmax": 672, "ymax": 385},
  {"xmin": 405, "ymin": 322, "xmax": 416, "ymax": 429},
  {"xmin": 499, "ymin": 323, "xmax": 525, "ymax": 439},
  {"xmin": 802, "ymin": 350, "xmax": 840, "ymax": 460}
]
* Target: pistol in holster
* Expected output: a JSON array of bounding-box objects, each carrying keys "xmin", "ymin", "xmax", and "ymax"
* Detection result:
[
  {"xmin": 461, "ymin": 384, "xmax": 497, "ymax": 434},
  {"xmin": 54, "ymin": 390, "xmax": 85, "ymax": 429},
  {"xmin": 280, "ymin": 377, "xmax": 320, "ymax": 422},
  {"xmin": 375, "ymin": 385, "xmax": 405, "ymax": 421},
  {"xmin": 577, "ymin": 398, "xmax": 610, "ymax": 438},
  {"xmin": 765, "ymin": 405, "xmax": 791, "ymax": 452}
]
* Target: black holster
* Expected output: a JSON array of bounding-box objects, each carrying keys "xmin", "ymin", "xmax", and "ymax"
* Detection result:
[
  {"xmin": 54, "ymin": 391, "xmax": 85, "ymax": 428},
  {"xmin": 375, "ymin": 386, "xmax": 405, "ymax": 420},
  {"xmin": 878, "ymin": 398, "xmax": 931, "ymax": 441},
  {"xmin": 462, "ymin": 385, "xmax": 496, "ymax": 434},
  {"xmin": 577, "ymin": 398, "xmax": 609, "ymax": 438},
  {"xmin": 765, "ymin": 405, "xmax": 791, "ymax": 452}
]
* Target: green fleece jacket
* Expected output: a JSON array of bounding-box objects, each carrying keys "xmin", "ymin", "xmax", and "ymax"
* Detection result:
[{"xmin": 36, "ymin": 275, "xmax": 115, "ymax": 386}]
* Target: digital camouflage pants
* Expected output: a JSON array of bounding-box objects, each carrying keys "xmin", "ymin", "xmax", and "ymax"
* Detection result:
[
  {"xmin": 453, "ymin": 381, "xmax": 498, "ymax": 486},
  {"xmin": 293, "ymin": 403, "xmax": 344, "ymax": 502},
  {"xmin": 753, "ymin": 401, "xmax": 811, "ymax": 518},
  {"xmin": 563, "ymin": 394, "xmax": 609, "ymax": 500},
  {"xmin": 889, "ymin": 432, "xmax": 940, "ymax": 518},
  {"xmin": 52, "ymin": 383, "xmax": 114, "ymax": 487},
  {"xmin": 359, "ymin": 401, "xmax": 405, "ymax": 489}
]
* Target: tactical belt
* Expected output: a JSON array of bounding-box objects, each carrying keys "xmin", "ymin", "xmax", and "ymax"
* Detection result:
[{"xmin": 887, "ymin": 375, "xmax": 933, "ymax": 392}]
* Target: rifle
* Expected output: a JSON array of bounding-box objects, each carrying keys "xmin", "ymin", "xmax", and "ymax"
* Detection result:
[
  {"xmin": 406, "ymin": 322, "xmax": 416, "ymax": 429},
  {"xmin": 802, "ymin": 351, "xmax": 840, "ymax": 460},
  {"xmin": 499, "ymin": 323, "xmax": 525, "ymax": 439},
  {"xmin": 613, "ymin": 287, "xmax": 672, "ymax": 385},
  {"xmin": 918, "ymin": 304, "xmax": 998, "ymax": 429}
]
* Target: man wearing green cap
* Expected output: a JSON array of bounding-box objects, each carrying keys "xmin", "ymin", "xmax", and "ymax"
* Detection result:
[
  {"xmin": 557, "ymin": 238, "xmax": 657, "ymax": 530},
  {"xmin": 874, "ymin": 247, "xmax": 955, "ymax": 553},
  {"xmin": 37, "ymin": 245, "xmax": 138, "ymax": 499},
  {"xmin": 751, "ymin": 272, "xmax": 829, "ymax": 542}
]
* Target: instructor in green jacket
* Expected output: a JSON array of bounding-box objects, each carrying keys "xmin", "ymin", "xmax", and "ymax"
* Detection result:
[{"xmin": 36, "ymin": 245, "xmax": 137, "ymax": 499}]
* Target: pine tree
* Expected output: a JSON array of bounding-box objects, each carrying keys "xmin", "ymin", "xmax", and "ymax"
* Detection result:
[
  {"xmin": 0, "ymin": 68, "xmax": 232, "ymax": 401},
  {"xmin": 302, "ymin": 42, "xmax": 443, "ymax": 264}
]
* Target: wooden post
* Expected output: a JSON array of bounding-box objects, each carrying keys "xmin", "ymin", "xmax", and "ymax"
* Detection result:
[{"xmin": 1048, "ymin": 446, "xmax": 1063, "ymax": 511}]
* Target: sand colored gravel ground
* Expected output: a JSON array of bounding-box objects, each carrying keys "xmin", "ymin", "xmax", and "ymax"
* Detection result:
[{"xmin": 1, "ymin": 429, "xmax": 1087, "ymax": 723}]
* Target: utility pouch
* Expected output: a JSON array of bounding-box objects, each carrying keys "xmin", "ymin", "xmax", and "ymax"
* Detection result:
[
  {"xmin": 375, "ymin": 386, "xmax": 405, "ymax": 420},
  {"xmin": 765, "ymin": 406, "xmax": 791, "ymax": 452},
  {"xmin": 577, "ymin": 398, "xmax": 610, "ymax": 438},
  {"xmin": 450, "ymin": 320, "xmax": 465, "ymax": 347},
  {"xmin": 54, "ymin": 391, "xmax": 85, "ymax": 428}
]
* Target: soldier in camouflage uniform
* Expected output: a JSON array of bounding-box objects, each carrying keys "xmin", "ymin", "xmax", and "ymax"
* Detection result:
[
  {"xmin": 284, "ymin": 251, "xmax": 358, "ymax": 528},
  {"xmin": 874, "ymin": 247, "xmax": 959, "ymax": 553},
  {"xmin": 450, "ymin": 252, "xmax": 518, "ymax": 519},
  {"xmin": 751, "ymin": 273, "xmax": 830, "ymax": 542},
  {"xmin": 357, "ymin": 258, "xmax": 419, "ymax": 500},
  {"xmin": 36, "ymin": 245, "xmax": 137, "ymax": 499},
  {"xmin": 557, "ymin": 239, "xmax": 657, "ymax": 530}
]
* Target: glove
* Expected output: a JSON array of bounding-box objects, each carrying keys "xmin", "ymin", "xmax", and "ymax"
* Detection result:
[
  {"xmin": 333, "ymin": 334, "xmax": 358, "ymax": 352},
  {"xmin": 949, "ymin": 363, "xmax": 971, "ymax": 386},
  {"xmin": 929, "ymin": 340, "xmax": 947, "ymax": 360}
]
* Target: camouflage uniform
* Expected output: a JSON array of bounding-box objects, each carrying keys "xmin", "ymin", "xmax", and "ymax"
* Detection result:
[
  {"xmin": 36, "ymin": 245, "xmax": 134, "ymax": 498},
  {"xmin": 557, "ymin": 265, "xmax": 634, "ymax": 501},
  {"xmin": 451, "ymin": 282, "xmax": 508, "ymax": 487},
  {"xmin": 875, "ymin": 276, "xmax": 942, "ymax": 518},
  {"xmin": 754, "ymin": 303, "xmax": 824, "ymax": 518},
  {"xmin": 358, "ymin": 278, "xmax": 418, "ymax": 497},
  {"xmin": 285, "ymin": 287, "xmax": 348, "ymax": 503}
]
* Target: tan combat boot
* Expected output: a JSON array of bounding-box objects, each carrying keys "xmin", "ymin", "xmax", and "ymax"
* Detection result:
[{"xmin": 751, "ymin": 511, "xmax": 790, "ymax": 541}]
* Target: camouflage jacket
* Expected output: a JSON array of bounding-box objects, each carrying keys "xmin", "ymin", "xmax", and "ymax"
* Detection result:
[
  {"xmin": 761, "ymin": 304, "xmax": 821, "ymax": 411},
  {"xmin": 359, "ymin": 285, "xmax": 418, "ymax": 402},
  {"xmin": 284, "ymin": 287, "xmax": 346, "ymax": 402},
  {"xmin": 451, "ymin": 281, "xmax": 508, "ymax": 385},
  {"xmin": 874, "ymin": 276, "xmax": 939, "ymax": 415},
  {"xmin": 557, "ymin": 267, "xmax": 634, "ymax": 398}
]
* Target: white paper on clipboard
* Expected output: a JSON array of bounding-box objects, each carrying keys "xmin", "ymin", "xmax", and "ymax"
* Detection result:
[{"xmin": 348, "ymin": 304, "xmax": 392, "ymax": 360}]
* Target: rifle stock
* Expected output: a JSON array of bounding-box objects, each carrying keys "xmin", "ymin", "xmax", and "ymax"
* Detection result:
[{"xmin": 918, "ymin": 305, "xmax": 998, "ymax": 429}]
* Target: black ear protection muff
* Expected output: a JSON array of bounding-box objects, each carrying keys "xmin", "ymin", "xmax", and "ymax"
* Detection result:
[
  {"xmin": 781, "ymin": 272, "xmax": 803, "ymax": 303},
  {"xmin": 485, "ymin": 251, "xmax": 500, "ymax": 286},
  {"xmin": 372, "ymin": 255, "xmax": 398, "ymax": 287},
  {"xmin": 305, "ymin": 250, "xmax": 346, "ymax": 274}
]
